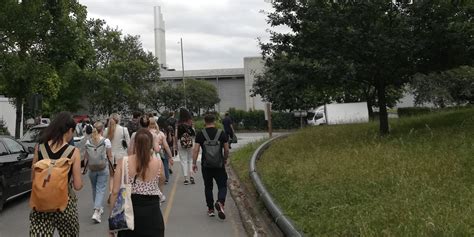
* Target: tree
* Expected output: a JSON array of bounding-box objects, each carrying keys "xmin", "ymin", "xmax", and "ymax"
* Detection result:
[
  {"xmin": 255, "ymin": 0, "xmax": 472, "ymax": 135},
  {"xmin": 411, "ymin": 66, "xmax": 474, "ymax": 107},
  {"xmin": 185, "ymin": 79, "xmax": 220, "ymax": 116},
  {"xmin": 86, "ymin": 19, "xmax": 161, "ymax": 115},
  {"xmin": 0, "ymin": 0, "xmax": 92, "ymax": 137},
  {"xmin": 146, "ymin": 82, "xmax": 184, "ymax": 112}
]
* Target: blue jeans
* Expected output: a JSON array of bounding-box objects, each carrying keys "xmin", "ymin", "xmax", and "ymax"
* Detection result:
[
  {"xmin": 162, "ymin": 153, "xmax": 170, "ymax": 181},
  {"xmin": 89, "ymin": 167, "xmax": 109, "ymax": 210}
]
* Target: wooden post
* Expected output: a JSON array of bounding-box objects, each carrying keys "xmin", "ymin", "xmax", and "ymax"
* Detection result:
[{"xmin": 266, "ymin": 103, "xmax": 272, "ymax": 138}]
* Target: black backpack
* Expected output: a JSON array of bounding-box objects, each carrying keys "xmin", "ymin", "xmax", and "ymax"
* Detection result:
[{"xmin": 201, "ymin": 129, "xmax": 224, "ymax": 168}]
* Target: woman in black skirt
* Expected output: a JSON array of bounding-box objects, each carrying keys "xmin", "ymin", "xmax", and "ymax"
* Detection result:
[{"xmin": 109, "ymin": 129, "xmax": 165, "ymax": 237}]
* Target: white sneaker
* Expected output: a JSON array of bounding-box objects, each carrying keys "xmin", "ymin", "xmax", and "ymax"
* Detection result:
[{"xmin": 92, "ymin": 209, "xmax": 101, "ymax": 223}]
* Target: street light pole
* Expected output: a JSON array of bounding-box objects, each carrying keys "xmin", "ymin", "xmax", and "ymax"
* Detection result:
[{"xmin": 180, "ymin": 37, "xmax": 186, "ymax": 108}]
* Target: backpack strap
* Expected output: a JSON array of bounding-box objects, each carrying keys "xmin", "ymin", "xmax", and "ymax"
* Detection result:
[
  {"xmin": 202, "ymin": 129, "xmax": 222, "ymax": 142},
  {"xmin": 39, "ymin": 144, "xmax": 50, "ymax": 159},
  {"xmin": 62, "ymin": 145, "xmax": 76, "ymax": 159},
  {"xmin": 213, "ymin": 130, "xmax": 222, "ymax": 142},
  {"xmin": 202, "ymin": 129, "xmax": 211, "ymax": 142}
]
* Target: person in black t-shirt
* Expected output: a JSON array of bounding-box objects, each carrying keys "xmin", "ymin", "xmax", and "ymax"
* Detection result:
[
  {"xmin": 221, "ymin": 112, "xmax": 235, "ymax": 149},
  {"xmin": 192, "ymin": 113, "xmax": 229, "ymax": 219}
]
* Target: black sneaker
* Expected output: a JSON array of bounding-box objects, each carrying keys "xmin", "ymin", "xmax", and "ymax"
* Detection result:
[
  {"xmin": 214, "ymin": 202, "xmax": 226, "ymax": 220},
  {"xmin": 207, "ymin": 208, "xmax": 215, "ymax": 217},
  {"xmin": 169, "ymin": 169, "xmax": 173, "ymax": 174},
  {"xmin": 184, "ymin": 179, "xmax": 189, "ymax": 185},
  {"xmin": 190, "ymin": 177, "xmax": 195, "ymax": 184}
]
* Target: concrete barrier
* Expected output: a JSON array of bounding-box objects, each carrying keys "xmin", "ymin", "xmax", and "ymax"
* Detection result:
[{"xmin": 249, "ymin": 135, "xmax": 305, "ymax": 237}]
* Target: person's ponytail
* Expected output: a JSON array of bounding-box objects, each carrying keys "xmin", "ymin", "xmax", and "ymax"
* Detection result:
[
  {"xmin": 107, "ymin": 118, "xmax": 116, "ymax": 140},
  {"xmin": 93, "ymin": 121, "xmax": 104, "ymax": 145}
]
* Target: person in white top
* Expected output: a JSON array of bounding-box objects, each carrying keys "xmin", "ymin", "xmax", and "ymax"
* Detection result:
[
  {"xmin": 104, "ymin": 113, "xmax": 130, "ymax": 197},
  {"xmin": 82, "ymin": 121, "xmax": 112, "ymax": 223}
]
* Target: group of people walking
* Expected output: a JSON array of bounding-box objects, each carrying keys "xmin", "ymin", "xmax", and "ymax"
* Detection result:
[{"xmin": 28, "ymin": 108, "xmax": 234, "ymax": 236}]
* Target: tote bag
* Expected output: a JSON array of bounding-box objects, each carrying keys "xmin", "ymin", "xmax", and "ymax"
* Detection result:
[{"xmin": 109, "ymin": 156, "xmax": 134, "ymax": 232}]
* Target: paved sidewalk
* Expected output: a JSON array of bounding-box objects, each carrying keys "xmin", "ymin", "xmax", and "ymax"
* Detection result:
[
  {"xmin": 162, "ymin": 132, "xmax": 270, "ymax": 237},
  {"xmin": 0, "ymin": 132, "xmax": 270, "ymax": 237}
]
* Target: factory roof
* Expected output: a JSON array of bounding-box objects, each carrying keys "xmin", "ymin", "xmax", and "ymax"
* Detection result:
[{"xmin": 160, "ymin": 68, "xmax": 244, "ymax": 79}]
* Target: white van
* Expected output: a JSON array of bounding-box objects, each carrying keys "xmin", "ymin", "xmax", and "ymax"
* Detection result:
[{"xmin": 307, "ymin": 102, "xmax": 369, "ymax": 125}]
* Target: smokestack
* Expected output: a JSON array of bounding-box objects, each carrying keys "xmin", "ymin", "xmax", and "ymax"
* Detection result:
[{"xmin": 154, "ymin": 6, "xmax": 166, "ymax": 68}]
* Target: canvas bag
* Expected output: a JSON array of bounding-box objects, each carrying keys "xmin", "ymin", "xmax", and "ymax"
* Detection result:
[
  {"xmin": 109, "ymin": 156, "xmax": 134, "ymax": 232},
  {"xmin": 86, "ymin": 138, "xmax": 107, "ymax": 171},
  {"xmin": 30, "ymin": 144, "xmax": 74, "ymax": 212},
  {"xmin": 201, "ymin": 129, "xmax": 224, "ymax": 168}
]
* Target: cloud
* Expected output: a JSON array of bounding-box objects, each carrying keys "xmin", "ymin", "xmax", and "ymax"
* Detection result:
[{"xmin": 80, "ymin": 0, "xmax": 273, "ymax": 70}]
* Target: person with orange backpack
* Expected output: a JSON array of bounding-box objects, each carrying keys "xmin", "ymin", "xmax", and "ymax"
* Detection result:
[{"xmin": 29, "ymin": 112, "xmax": 83, "ymax": 236}]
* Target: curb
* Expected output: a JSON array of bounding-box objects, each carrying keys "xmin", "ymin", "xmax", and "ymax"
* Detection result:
[{"xmin": 249, "ymin": 135, "xmax": 305, "ymax": 237}]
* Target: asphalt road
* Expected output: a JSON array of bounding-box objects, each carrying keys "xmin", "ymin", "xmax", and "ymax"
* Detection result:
[{"xmin": 0, "ymin": 132, "xmax": 271, "ymax": 237}]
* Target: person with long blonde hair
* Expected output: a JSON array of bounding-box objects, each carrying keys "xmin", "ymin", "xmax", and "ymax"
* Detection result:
[
  {"xmin": 149, "ymin": 117, "xmax": 174, "ymax": 186},
  {"xmin": 83, "ymin": 121, "xmax": 113, "ymax": 223},
  {"xmin": 109, "ymin": 129, "xmax": 165, "ymax": 237},
  {"xmin": 104, "ymin": 113, "xmax": 130, "ymax": 196}
]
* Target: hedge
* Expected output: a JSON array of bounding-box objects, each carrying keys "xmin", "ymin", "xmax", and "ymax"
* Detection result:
[
  {"xmin": 228, "ymin": 108, "xmax": 300, "ymax": 130},
  {"xmin": 397, "ymin": 107, "xmax": 432, "ymax": 117}
]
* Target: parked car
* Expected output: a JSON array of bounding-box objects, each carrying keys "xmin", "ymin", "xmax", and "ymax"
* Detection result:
[
  {"xmin": 20, "ymin": 124, "xmax": 85, "ymax": 165},
  {"xmin": 21, "ymin": 124, "xmax": 83, "ymax": 149},
  {"xmin": 0, "ymin": 135, "xmax": 34, "ymax": 211}
]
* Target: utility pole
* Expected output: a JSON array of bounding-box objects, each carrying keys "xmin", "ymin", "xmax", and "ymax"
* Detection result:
[
  {"xmin": 266, "ymin": 103, "xmax": 272, "ymax": 138},
  {"xmin": 180, "ymin": 37, "xmax": 186, "ymax": 108}
]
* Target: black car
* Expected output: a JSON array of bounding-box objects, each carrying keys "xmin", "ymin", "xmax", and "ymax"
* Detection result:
[
  {"xmin": 20, "ymin": 124, "xmax": 48, "ymax": 150},
  {"xmin": 0, "ymin": 135, "xmax": 34, "ymax": 211}
]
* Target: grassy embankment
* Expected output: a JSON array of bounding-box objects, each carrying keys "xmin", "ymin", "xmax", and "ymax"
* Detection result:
[
  {"xmin": 231, "ymin": 139, "xmax": 267, "ymax": 188},
  {"xmin": 257, "ymin": 108, "xmax": 474, "ymax": 236}
]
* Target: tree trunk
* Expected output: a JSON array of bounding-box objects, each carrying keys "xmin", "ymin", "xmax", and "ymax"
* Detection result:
[
  {"xmin": 377, "ymin": 80, "xmax": 389, "ymax": 135},
  {"xmin": 367, "ymin": 101, "xmax": 374, "ymax": 121},
  {"xmin": 15, "ymin": 97, "xmax": 22, "ymax": 139}
]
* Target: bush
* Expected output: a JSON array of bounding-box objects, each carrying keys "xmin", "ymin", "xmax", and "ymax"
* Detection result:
[
  {"xmin": 0, "ymin": 118, "xmax": 10, "ymax": 135},
  {"xmin": 397, "ymin": 107, "xmax": 432, "ymax": 117},
  {"xmin": 228, "ymin": 108, "xmax": 300, "ymax": 130}
]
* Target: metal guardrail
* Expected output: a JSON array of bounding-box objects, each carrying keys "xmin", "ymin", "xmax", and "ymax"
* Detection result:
[{"xmin": 249, "ymin": 135, "xmax": 305, "ymax": 237}]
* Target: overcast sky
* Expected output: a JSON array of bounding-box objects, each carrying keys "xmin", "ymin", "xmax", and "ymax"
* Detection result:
[{"xmin": 79, "ymin": 0, "xmax": 273, "ymax": 70}]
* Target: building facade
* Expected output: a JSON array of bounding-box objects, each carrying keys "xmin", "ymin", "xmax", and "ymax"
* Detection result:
[{"xmin": 160, "ymin": 57, "xmax": 266, "ymax": 113}]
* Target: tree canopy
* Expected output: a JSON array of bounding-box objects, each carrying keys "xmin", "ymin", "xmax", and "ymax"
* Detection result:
[{"xmin": 255, "ymin": 0, "xmax": 473, "ymax": 135}]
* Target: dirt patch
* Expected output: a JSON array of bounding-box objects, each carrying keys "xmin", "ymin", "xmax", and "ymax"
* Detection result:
[{"xmin": 227, "ymin": 164, "xmax": 284, "ymax": 237}]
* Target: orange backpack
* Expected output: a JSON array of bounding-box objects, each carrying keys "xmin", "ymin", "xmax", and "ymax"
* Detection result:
[{"xmin": 29, "ymin": 144, "xmax": 75, "ymax": 212}]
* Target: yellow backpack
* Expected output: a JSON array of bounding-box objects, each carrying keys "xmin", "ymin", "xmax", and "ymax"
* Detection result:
[{"xmin": 29, "ymin": 144, "xmax": 75, "ymax": 212}]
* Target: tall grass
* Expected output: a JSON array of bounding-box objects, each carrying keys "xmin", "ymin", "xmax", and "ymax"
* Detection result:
[{"xmin": 258, "ymin": 108, "xmax": 474, "ymax": 236}]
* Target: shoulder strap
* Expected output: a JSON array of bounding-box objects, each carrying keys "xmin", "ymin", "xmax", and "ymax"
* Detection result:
[
  {"xmin": 98, "ymin": 138, "xmax": 106, "ymax": 146},
  {"xmin": 39, "ymin": 144, "xmax": 50, "ymax": 159},
  {"xmin": 123, "ymin": 126, "xmax": 126, "ymax": 140},
  {"xmin": 202, "ymin": 129, "xmax": 211, "ymax": 142},
  {"xmin": 213, "ymin": 130, "xmax": 222, "ymax": 142},
  {"xmin": 62, "ymin": 145, "xmax": 76, "ymax": 159}
]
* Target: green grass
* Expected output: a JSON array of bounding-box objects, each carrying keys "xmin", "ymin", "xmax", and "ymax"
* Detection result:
[
  {"xmin": 258, "ymin": 108, "xmax": 474, "ymax": 236},
  {"xmin": 231, "ymin": 139, "xmax": 267, "ymax": 189}
]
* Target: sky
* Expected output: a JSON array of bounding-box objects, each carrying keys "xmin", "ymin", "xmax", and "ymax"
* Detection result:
[{"xmin": 79, "ymin": 0, "xmax": 274, "ymax": 70}]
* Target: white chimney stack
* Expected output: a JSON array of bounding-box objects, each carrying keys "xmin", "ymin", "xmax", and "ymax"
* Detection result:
[{"xmin": 154, "ymin": 6, "xmax": 166, "ymax": 68}]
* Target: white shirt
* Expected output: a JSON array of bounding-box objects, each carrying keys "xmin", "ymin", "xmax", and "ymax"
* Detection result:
[{"xmin": 104, "ymin": 124, "xmax": 130, "ymax": 160}]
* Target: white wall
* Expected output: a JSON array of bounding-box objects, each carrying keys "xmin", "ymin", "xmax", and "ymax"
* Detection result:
[
  {"xmin": 0, "ymin": 96, "xmax": 22, "ymax": 136},
  {"xmin": 244, "ymin": 57, "xmax": 266, "ymax": 111}
]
